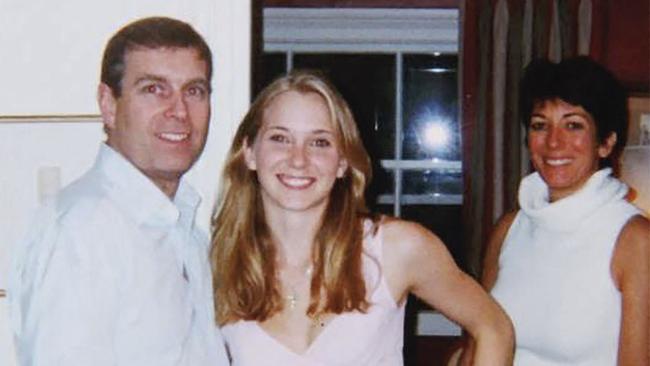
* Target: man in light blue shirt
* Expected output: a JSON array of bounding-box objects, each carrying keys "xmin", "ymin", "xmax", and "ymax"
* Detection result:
[{"xmin": 8, "ymin": 17, "xmax": 229, "ymax": 365}]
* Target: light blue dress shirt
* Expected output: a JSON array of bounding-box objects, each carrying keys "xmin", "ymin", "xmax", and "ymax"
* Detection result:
[{"xmin": 8, "ymin": 144, "xmax": 229, "ymax": 366}]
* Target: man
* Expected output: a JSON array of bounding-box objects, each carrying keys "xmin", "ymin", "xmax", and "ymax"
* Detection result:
[{"xmin": 8, "ymin": 17, "xmax": 229, "ymax": 365}]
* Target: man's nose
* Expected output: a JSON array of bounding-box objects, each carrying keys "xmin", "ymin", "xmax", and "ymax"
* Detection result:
[{"xmin": 165, "ymin": 93, "xmax": 188, "ymax": 120}]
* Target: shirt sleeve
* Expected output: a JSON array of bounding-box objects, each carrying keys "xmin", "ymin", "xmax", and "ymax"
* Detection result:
[{"xmin": 9, "ymin": 201, "xmax": 120, "ymax": 366}]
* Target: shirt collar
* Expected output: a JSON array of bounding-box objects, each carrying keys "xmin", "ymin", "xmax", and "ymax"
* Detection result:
[{"xmin": 93, "ymin": 143, "xmax": 201, "ymax": 229}]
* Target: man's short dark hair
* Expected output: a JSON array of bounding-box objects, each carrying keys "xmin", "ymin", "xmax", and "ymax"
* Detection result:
[{"xmin": 101, "ymin": 16, "xmax": 212, "ymax": 97}]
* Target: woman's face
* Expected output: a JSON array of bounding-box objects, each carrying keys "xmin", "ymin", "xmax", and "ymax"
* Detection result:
[
  {"xmin": 244, "ymin": 90, "xmax": 348, "ymax": 215},
  {"xmin": 528, "ymin": 98, "xmax": 616, "ymax": 201}
]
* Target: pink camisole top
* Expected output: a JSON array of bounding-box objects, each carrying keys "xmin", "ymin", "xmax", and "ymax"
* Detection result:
[{"xmin": 220, "ymin": 221, "xmax": 406, "ymax": 366}]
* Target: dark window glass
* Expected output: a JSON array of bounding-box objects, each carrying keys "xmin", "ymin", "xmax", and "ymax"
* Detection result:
[
  {"xmin": 370, "ymin": 162, "xmax": 395, "ymax": 199},
  {"xmin": 402, "ymin": 54, "xmax": 459, "ymax": 161},
  {"xmin": 257, "ymin": 53, "xmax": 287, "ymax": 95},
  {"xmin": 293, "ymin": 54, "xmax": 396, "ymax": 161},
  {"xmin": 402, "ymin": 170, "xmax": 462, "ymax": 196}
]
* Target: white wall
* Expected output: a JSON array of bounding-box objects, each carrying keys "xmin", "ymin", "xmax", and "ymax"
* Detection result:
[{"xmin": 0, "ymin": 1, "xmax": 251, "ymax": 364}]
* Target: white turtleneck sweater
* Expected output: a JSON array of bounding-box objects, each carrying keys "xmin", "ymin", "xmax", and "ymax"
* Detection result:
[{"xmin": 491, "ymin": 168, "xmax": 641, "ymax": 366}]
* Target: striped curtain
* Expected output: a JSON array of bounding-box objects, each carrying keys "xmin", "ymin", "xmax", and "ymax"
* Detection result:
[{"xmin": 459, "ymin": 0, "xmax": 597, "ymax": 276}]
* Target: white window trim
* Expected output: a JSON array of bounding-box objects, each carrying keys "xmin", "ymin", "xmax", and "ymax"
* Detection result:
[
  {"xmin": 264, "ymin": 8, "xmax": 459, "ymax": 54},
  {"xmin": 377, "ymin": 194, "xmax": 463, "ymax": 205},
  {"xmin": 380, "ymin": 159, "xmax": 462, "ymax": 170}
]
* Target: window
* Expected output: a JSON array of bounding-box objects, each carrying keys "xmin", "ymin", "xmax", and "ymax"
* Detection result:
[{"xmin": 259, "ymin": 7, "xmax": 463, "ymax": 263}]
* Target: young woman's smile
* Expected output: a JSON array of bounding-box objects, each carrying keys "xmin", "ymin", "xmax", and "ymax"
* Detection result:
[{"xmin": 245, "ymin": 90, "xmax": 348, "ymax": 214}]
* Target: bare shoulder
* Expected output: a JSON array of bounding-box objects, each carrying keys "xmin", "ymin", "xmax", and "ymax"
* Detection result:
[
  {"xmin": 611, "ymin": 215, "xmax": 649, "ymax": 365},
  {"xmin": 615, "ymin": 214, "xmax": 650, "ymax": 261},
  {"xmin": 612, "ymin": 214, "xmax": 650, "ymax": 287},
  {"xmin": 379, "ymin": 217, "xmax": 446, "ymax": 260},
  {"xmin": 379, "ymin": 217, "xmax": 455, "ymax": 303},
  {"xmin": 620, "ymin": 214, "xmax": 650, "ymax": 239}
]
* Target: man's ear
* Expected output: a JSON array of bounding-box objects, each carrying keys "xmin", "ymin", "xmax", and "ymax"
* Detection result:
[
  {"xmin": 243, "ymin": 137, "xmax": 257, "ymax": 171},
  {"xmin": 97, "ymin": 83, "xmax": 117, "ymax": 130},
  {"xmin": 598, "ymin": 132, "xmax": 617, "ymax": 158}
]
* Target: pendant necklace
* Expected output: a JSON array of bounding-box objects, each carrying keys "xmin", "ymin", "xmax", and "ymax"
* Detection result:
[
  {"xmin": 286, "ymin": 292, "xmax": 298, "ymax": 310},
  {"xmin": 285, "ymin": 265, "xmax": 313, "ymax": 310}
]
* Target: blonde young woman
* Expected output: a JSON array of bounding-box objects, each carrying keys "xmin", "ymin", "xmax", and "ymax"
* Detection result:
[{"xmin": 210, "ymin": 71, "xmax": 514, "ymax": 365}]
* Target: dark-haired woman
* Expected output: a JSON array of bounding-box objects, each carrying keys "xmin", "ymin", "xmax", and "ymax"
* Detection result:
[{"xmin": 481, "ymin": 57, "xmax": 649, "ymax": 365}]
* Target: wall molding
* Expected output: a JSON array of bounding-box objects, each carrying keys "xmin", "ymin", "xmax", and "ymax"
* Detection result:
[{"xmin": 0, "ymin": 115, "xmax": 102, "ymax": 124}]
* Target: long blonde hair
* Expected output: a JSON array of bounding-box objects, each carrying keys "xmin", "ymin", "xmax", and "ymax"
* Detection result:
[{"xmin": 211, "ymin": 70, "xmax": 374, "ymax": 324}]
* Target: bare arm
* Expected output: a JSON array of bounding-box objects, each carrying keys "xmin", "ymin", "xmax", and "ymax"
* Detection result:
[
  {"xmin": 382, "ymin": 219, "xmax": 514, "ymax": 366},
  {"xmin": 458, "ymin": 211, "xmax": 517, "ymax": 366},
  {"xmin": 612, "ymin": 215, "xmax": 650, "ymax": 366},
  {"xmin": 481, "ymin": 212, "xmax": 517, "ymax": 290}
]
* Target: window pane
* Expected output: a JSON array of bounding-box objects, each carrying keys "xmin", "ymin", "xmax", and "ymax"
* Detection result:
[
  {"xmin": 374, "ymin": 204, "xmax": 395, "ymax": 217},
  {"xmin": 402, "ymin": 170, "xmax": 462, "ymax": 198},
  {"xmin": 368, "ymin": 162, "xmax": 394, "ymax": 211},
  {"xmin": 293, "ymin": 54, "xmax": 396, "ymax": 160},
  {"xmin": 257, "ymin": 53, "xmax": 287, "ymax": 95},
  {"xmin": 402, "ymin": 54, "xmax": 459, "ymax": 161}
]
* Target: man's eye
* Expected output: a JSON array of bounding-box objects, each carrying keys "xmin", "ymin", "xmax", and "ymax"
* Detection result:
[
  {"xmin": 186, "ymin": 86, "xmax": 207, "ymax": 98},
  {"xmin": 142, "ymin": 84, "xmax": 162, "ymax": 94}
]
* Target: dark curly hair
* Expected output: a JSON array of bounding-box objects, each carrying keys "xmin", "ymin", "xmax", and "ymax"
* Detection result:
[{"xmin": 519, "ymin": 56, "xmax": 629, "ymax": 171}]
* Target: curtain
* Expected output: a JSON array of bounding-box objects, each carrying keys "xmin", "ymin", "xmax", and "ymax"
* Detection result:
[{"xmin": 459, "ymin": 0, "xmax": 600, "ymax": 276}]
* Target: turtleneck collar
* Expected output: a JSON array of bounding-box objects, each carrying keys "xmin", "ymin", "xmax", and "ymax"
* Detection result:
[{"xmin": 518, "ymin": 168, "xmax": 629, "ymax": 232}]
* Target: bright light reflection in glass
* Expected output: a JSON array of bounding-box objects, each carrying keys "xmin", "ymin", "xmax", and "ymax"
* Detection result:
[
  {"xmin": 423, "ymin": 67, "xmax": 452, "ymax": 73},
  {"xmin": 423, "ymin": 122, "xmax": 450, "ymax": 150}
]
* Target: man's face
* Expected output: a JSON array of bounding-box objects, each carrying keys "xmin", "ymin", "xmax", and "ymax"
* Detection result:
[{"xmin": 99, "ymin": 47, "xmax": 211, "ymax": 197}]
